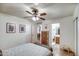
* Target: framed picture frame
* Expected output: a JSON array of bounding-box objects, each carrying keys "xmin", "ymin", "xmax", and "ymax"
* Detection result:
[
  {"xmin": 6, "ymin": 23, "xmax": 16, "ymax": 33},
  {"xmin": 19, "ymin": 24, "xmax": 26, "ymax": 33}
]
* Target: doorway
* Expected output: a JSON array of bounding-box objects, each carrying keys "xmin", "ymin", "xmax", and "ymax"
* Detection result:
[
  {"xmin": 51, "ymin": 23, "xmax": 60, "ymax": 44},
  {"xmin": 36, "ymin": 24, "xmax": 42, "ymax": 44},
  {"xmin": 36, "ymin": 24, "xmax": 49, "ymax": 45}
]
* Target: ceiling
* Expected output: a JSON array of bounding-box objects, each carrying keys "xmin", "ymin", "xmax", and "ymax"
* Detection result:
[{"xmin": 0, "ymin": 3, "xmax": 77, "ymax": 21}]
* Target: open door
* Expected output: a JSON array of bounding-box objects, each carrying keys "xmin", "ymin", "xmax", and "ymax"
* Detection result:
[{"xmin": 51, "ymin": 23, "xmax": 60, "ymax": 44}]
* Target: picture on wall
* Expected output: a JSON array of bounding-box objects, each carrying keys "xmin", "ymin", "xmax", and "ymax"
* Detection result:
[
  {"xmin": 19, "ymin": 24, "xmax": 26, "ymax": 33},
  {"xmin": 6, "ymin": 23, "xmax": 16, "ymax": 33}
]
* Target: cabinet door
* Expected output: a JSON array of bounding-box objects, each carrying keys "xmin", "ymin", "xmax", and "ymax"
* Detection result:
[{"xmin": 55, "ymin": 36, "xmax": 60, "ymax": 44}]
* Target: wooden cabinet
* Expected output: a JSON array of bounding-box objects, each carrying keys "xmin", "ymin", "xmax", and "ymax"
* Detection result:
[
  {"xmin": 55, "ymin": 36, "xmax": 60, "ymax": 44},
  {"xmin": 41, "ymin": 31, "xmax": 49, "ymax": 45},
  {"xmin": 53, "ymin": 35, "xmax": 60, "ymax": 44}
]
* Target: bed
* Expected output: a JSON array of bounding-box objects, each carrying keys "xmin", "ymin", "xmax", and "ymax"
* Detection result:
[{"xmin": 1, "ymin": 43, "xmax": 51, "ymax": 56}]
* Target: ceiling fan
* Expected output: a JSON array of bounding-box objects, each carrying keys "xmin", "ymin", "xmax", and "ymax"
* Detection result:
[{"xmin": 24, "ymin": 7, "xmax": 47, "ymax": 21}]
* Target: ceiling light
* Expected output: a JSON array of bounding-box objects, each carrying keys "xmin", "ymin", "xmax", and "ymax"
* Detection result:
[
  {"xmin": 32, "ymin": 17, "xmax": 36, "ymax": 21},
  {"xmin": 32, "ymin": 16, "xmax": 39, "ymax": 21},
  {"xmin": 36, "ymin": 17, "xmax": 39, "ymax": 20}
]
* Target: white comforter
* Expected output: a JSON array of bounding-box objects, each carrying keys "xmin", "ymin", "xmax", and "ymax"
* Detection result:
[{"xmin": 2, "ymin": 43, "xmax": 51, "ymax": 56}]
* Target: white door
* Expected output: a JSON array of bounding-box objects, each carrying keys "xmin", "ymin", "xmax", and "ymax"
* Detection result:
[
  {"xmin": 26, "ymin": 24, "xmax": 32, "ymax": 43},
  {"xmin": 74, "ymin": 17, "xmax": 78, "ymax": 56},
  {"xmin": 78, "ymin": 20, "xmax": 79, "ymax": 55}
]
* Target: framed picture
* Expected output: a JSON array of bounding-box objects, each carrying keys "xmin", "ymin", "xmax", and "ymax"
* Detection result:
[
  {"xmin": 6, "ymin": 23, "xmax": 16, "ymax": 33},
  {"xmin": 19, "ymin": 24, "xmax": 26, "ymax": 33}
]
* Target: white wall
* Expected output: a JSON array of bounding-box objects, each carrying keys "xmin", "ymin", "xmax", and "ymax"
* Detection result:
[
  {"xmin": 41, "ymin": 16, "xmax": 74, "ymax": 51},
  {"xmin": 60, "ymin": 16, "xmax": 74, "ymax": 50},
  {"xmin": 0, "ymin": 13, "xmax": 32, "ymax": 50},
  {"xmin": 31, "ymin": 23, "xmax": 37, "ymax": 43}
]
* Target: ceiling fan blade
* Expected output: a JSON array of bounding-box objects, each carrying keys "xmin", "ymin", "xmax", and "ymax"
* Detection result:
[
  {"xmin": 26, "ymin": 11, "xmax": 32, "ymax": 15},
  {"xmin": 39, "ymin": 17, "xmax": 46, "ymax": 20},
  {"xmin": 23, "ymin": 16, "xmax": 32, "ymax": 18},
  {"xmin": 31, "ymin": 7, "xmax": 37, "ymax": 10},
  {"xmin": 40, "ymin": 12, "xmax": 47, "ymax": 16}
]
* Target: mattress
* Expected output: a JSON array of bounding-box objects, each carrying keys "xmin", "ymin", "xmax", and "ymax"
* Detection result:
[{"xmin": 2, "ymin": 43, "xmax": 51, "ymax": 56}]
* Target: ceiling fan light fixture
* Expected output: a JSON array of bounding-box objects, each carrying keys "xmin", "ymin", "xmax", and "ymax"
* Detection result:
[
  {"xmin": 36, "ymin": 17, "xmax": 39, "ymax": 20},
  {"xmin": 32, "ymin": 17, "xmax": 36, "ymax": 21},
  {"xmin": 32, "ymin": 16, "xmax": 39, "ymax": 21}
]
